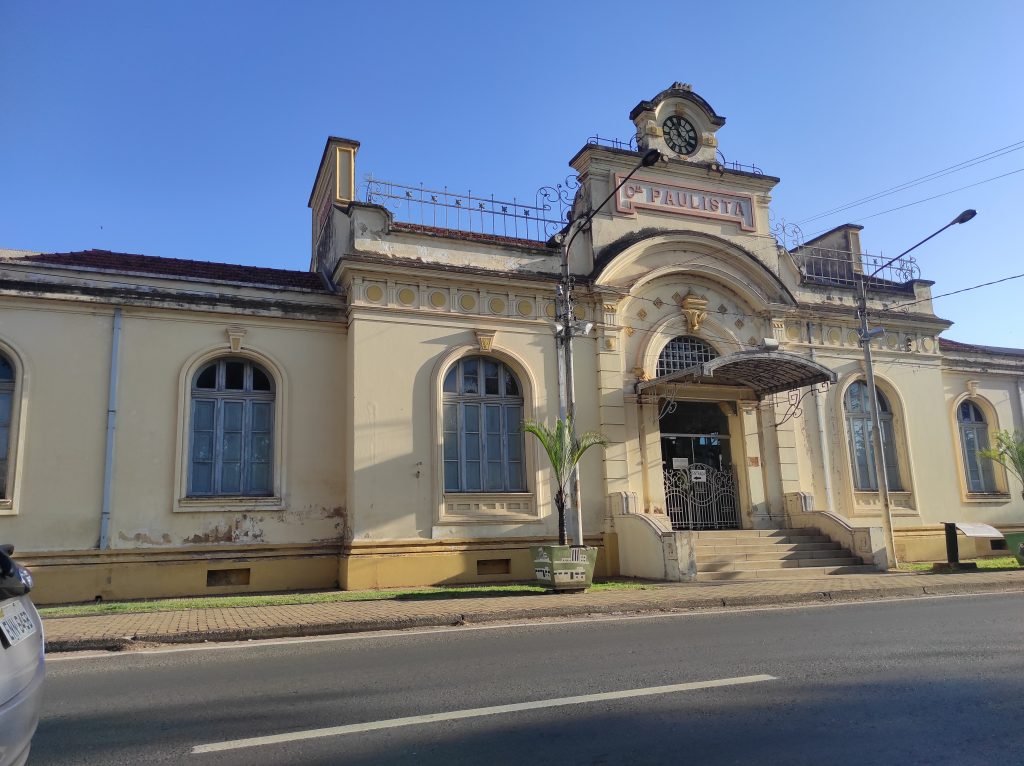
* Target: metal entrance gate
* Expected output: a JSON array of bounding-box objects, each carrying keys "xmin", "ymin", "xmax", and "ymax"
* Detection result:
[{"xmin": 663, "ymin": 463, "xmax": 739, "ymax": 530}]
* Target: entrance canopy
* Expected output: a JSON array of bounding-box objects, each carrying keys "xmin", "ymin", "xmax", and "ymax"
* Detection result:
[{"xmin": 636, "ymin": 349, "xmax": 837, "ymax": 400}]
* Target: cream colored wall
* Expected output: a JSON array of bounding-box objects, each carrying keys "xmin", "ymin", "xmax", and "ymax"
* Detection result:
[
  {"xmin": 343, "ymin": 304, "xmax": 605, "ymax": 544},
  {"xmin": 0, "ymin": 300, "xmax": 112, "ymax": 548},
  {"xmin": 0, "ymin": 298, "xmax": 348, "ymax": 553},
  {"xmin": 790, "ymin": 349, "xmax": 1024, "ymax": 536}
]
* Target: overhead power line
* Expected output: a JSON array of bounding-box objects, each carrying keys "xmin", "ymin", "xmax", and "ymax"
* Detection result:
[
  {"xmin": 851, "ymin": 167, "xmax": 1024, "ymax": 224},
  {"xmin": 797, "ymin": 139, "xmax": 1024, "ymax": 225},
  {"xmin": 887, "ymin": 272, "xmax": 1024, "ymax": 311}
]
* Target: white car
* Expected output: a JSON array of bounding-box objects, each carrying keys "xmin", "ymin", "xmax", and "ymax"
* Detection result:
[{"xmin": 0, "ymin": 545, "xmax": 43, "ymax": 766}]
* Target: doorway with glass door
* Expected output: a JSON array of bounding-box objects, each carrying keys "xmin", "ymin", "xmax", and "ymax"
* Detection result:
[{"xmin": 660, "ymin": 401, "xmax": 739, "ymax": 530}]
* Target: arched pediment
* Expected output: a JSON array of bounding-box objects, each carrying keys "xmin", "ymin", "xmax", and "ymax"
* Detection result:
[{"xmin": 592, "ymin": 230, "xmax": 797, "ymax": 310}]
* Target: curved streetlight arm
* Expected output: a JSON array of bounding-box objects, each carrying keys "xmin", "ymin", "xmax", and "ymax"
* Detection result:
[
  {"xmin": 561, "ymin": 148, "xmax": 661, "ymax": 276},
  {"xmin": 867, "ymin": 209, "xmax": 976, "ymax": 279}
]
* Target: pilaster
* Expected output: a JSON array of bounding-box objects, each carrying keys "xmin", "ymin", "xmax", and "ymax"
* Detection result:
[{"xmin": 739, "ymin": 402, "xmax": 770, "ymax": 528}]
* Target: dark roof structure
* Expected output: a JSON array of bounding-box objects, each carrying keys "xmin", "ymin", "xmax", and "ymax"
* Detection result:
[
  {"xmin": 6, "ymin": 250, "xmax": 325, "ymax": 291},
  {"xmin": 636, "ymin": 350, "xmax": 838, "ymax": 400},
  {"xmin": 939, "ymin": 337, "xmax": 1024, "ymax": 358}
]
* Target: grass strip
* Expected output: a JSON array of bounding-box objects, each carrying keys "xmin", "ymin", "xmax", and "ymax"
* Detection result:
[
  {"xmin": 38, "ymin": 580, "xmax": 651, "ymax": 618},
  {"xmin": 897, "ymin": 556, "xmax": 1020, "ymax": 572}
]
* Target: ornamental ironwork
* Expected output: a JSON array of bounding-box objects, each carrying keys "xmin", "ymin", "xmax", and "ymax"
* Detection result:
[
  {"xmin": 769, "ymin": 212, "xmax": 805, "ymax": 250},
  {"xmin": 764, "ymin": 381, "xmax": 832, "ymax": 427},
  {"xmin": 656, "ymin": 336, "xmax": 720, "ymax": 377},
  {"xmin": 363, "ymin": 174, "xmax": 579, "ymax": 243},
  {"xmin": 715, "ymin": 150, "xmax": 763, "ymax": 176},
  {"xmin": 792, "ymin": 244, "xmax": 921, "ymax": 290},
  {"xmin": 587, "ymin": 134, "xmax": 639, "ymax": 152},
  {"xmin": 663, "ymin": 463, "xmax": 739, "ymax": 531}
]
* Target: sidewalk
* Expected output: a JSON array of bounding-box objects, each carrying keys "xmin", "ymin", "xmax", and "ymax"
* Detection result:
[{"xmin": 41, "ymin": 570, "xmax": 1024, "ymax": 653}]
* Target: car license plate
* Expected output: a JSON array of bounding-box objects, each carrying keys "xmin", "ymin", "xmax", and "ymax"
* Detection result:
[{"xmin": 0, "ymin": 599, "xmax": 36, "ymax": 647}]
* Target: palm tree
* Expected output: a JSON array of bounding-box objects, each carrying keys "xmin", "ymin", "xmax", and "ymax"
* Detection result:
[
  {"xmin": 522, "ymin": 416, "xmax": 608, "ymax": 546},
  {"xmin": 979, "ymin": 430, "xmax": 1024, "ymax": 501}
]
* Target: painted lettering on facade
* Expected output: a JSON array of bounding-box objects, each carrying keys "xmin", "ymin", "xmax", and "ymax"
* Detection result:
[{"xmin": 615, "ymin": 174, "xmax": 756, "ymax": 231}]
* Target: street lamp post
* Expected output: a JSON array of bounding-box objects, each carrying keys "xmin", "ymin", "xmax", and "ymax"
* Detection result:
[
  {"xmin": 556, "ymin": 148, "xmax": 661, "ymax": 546},
  {"xmin": 857, "ymin": 209, "xmax": 976, "ymax": 568}
]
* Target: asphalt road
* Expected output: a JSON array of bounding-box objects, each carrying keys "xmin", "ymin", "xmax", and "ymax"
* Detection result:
[{"xmin": 33, "ymin": 593, "xmax": 1024, "ymax": 765}]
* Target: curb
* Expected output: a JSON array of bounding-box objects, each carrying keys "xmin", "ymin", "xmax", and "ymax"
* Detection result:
[{"xmin": 43, "ymin": 579, "xmax": 1024, "ymax": 653}]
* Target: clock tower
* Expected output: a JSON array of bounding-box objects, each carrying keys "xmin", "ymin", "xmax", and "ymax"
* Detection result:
[{"xmin": 630, "ymin": 82, "xmax": 725, "ymax": 164}]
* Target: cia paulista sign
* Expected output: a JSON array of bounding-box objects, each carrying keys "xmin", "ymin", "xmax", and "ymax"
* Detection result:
[{"xmin": 615, "ymin": 174, "xmax": 756, "ymax": 232}]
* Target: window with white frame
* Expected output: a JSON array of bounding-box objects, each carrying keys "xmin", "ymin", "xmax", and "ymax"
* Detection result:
[
  {"xmin": 844, "ymin": 380, "xmax": 902, "ymax": 492},
  {"xmin": 958, "ymin": 400, "xmax": 997, "ymax": 493},
  {"xmin": 0, "ymin": 353, "xmax": 13, "ymax": 498},
  {"xmin": 189, "ymin": 358, "xmax": 274, "ymax": 497},
  {"xmin": 442, "ymin": 357, "xmax": 525, "ymax": 493}
]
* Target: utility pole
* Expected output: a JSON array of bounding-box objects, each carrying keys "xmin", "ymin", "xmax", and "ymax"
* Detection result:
[
  {"xmin": 857, "ymin": 281, "xmax": 897, "ymax": 567},
  {"xmin": 556, "ymin": 148, "xmax": 661, "ymax": 546},
  {"xmin": 857, "ymin": 209, "xmax": 976, "ymax": 569}
]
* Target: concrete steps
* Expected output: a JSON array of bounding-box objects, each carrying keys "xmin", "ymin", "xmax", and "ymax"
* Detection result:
[
  {"xmin": 696, "ymin": 541, "xmax": 840, "ymax": 555},
  {"xmin": 690, "ymin": 527, "xmax": 873, "ymax": 582},
  {"xmin": 696, "ymin": 564, "xmax": 878, "ymax": 581}
]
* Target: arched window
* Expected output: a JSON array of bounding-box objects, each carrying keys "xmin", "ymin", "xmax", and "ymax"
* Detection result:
[
  {"xmin": 844, "ymin": 381, "xmax": 902, "ymax": 492},
  {"xmin": 442, "ymin": 357, "xmax": 525, "ymax": 493},
  {"xmin": 657, "ymin": 336, "xmax": 719, "ymax": 376},
  {"xmin": 0, "ymin": 353, "xmax": 13, "ymax": 498},
  {"xmin": 958, "ymin": 400, "xmax": 996, "ymax": 493},
  {"xmin": 189, "ymin": 358, "xmax": 274, "ymax": 496}
]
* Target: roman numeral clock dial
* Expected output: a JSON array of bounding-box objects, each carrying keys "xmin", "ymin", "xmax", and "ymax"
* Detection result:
[{"xmin": 663, "ymin": 115, "xmax": 699, "ymax": 156}]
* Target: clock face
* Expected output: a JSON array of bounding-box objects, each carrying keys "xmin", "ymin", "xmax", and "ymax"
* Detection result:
[{"xmin": 663, "ymin": 115, "xmax": 699, "ymax": 155}]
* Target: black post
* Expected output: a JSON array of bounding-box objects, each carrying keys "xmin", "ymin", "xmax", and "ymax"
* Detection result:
[{"xmin": 944, "ymin": 522, "xmax": 960, "ymax": 566}]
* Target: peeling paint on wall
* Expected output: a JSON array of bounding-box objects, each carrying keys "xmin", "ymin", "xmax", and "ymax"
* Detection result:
[
  {"xmin": 176, "ymin": 506, "xmax": 350, "ymax": 546},
  {"xmin": 117, "ymin": 530, "xmax": 174, "ymax": 546}
]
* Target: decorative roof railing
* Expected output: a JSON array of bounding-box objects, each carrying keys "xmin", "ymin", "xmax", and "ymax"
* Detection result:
[
  {"xmin": 587, "ymin": 134, "xmax": 639, "ymax": 152},
  {"xmin": 586, "ymin": 136, "xmax": 764, "ymax": 175},
  {"xmin": 363, "ymin": 174, "xmax": 578, "ymax": 244},
  {"xmin": 715, "ymin": 152, "xmax": 764, "ymax": 176},
  {"xmin": 792, "ymin": 246, "xmax": 922, "ymax": 290}
]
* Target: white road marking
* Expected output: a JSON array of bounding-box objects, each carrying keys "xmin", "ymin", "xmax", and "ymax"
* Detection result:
[
  {"xmin": 46, "ymin": 590, "xmax": 1022, "ymax": 661},
  {"xmin": 191, "ymin": 674, "xmax": 776, "ymax": 754}
]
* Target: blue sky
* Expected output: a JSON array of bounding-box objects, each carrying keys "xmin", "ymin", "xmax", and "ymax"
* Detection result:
[{"xmin": 1, "ymin": 1, "xmax": 1021, "ymax": 346}]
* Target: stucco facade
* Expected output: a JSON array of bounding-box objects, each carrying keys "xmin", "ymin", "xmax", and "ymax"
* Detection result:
[{"xmin": 3, "ymin": 84, "xmax": 1022, "ymax": 603}]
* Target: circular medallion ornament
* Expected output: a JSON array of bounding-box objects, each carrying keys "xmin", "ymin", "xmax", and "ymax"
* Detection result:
[
  {"xmin": 517, "ymin": 300, "xmax": 533, "ymax": 317},
  {"xmin": 459, "ymin": 294, "xmax": 477, "ymax": 311},
  {"xmin": 365, "ymin": 284, "xmax": 384, "ymax": 303},
  {"xmin": 397, "ymin": 288, "xmax": 416, "ymax": 306},
  {"xmin": 489, "ymin": 297, "xmax": 506, "ymax": 315},
  {"xmin": 662, "ymin": 115, "xmax": 699, "ymax": 155},
  {"xmin": 429, "ymin": 291, "xmax": 447, "ymax": 308}
]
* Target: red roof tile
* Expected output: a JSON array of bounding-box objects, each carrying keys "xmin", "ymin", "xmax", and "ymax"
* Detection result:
[{"xmin": 10, "ymin": 250, "xmax": 325, "ymax": 291}]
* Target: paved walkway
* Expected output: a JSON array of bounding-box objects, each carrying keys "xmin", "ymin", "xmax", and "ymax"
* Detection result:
[{"xmin": 42, "ymin": 570, "xmax": 1024, "ymax": 652}]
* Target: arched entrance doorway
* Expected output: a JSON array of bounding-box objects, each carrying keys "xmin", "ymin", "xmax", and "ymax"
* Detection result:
[
  {"xmin": 637, "ymin": 342, "xmax": 838, "ymax": 531},
  {"xmin": 654, "ymin": 336, "xmax": 740, "ymax": 530},
  {"xmin": 659, "ymin": 400, "xmax": 739, "ymax": 530}
]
